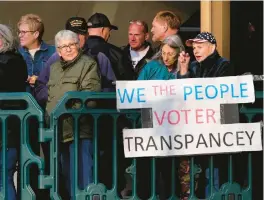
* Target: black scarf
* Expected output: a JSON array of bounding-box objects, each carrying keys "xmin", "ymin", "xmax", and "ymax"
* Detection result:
[{"xmin": 60, "ymin": 50, "xmax": 83, "ymax": 69}]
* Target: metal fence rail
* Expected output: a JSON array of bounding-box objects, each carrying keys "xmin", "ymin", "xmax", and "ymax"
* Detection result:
[{"xmin": 0, "ymin": 90, "xmax": 262, "ymax": 200}]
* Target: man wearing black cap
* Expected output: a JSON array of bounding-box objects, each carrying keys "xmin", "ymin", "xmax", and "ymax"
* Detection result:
[
  {"xmin": 85, "ymin": 13, "xmax": 134, "ymax": 197},
  {"xmin": 85, "ymin": 13, "xmax": 134, "ymax": 81}
]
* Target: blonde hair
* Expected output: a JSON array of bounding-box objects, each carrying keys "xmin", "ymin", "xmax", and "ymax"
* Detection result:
[
  {"xmin": 17, "ymin": 14, "xmax": 44, "ymax": 41},
  {"xmin": 155, "ymin": 11, "xmax": 181, "ymax": 30}
]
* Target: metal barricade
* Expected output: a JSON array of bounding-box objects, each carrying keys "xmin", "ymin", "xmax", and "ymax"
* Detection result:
[{"xmin": 0, "ymin": 90, "xmax": 262, "ymax": 200}]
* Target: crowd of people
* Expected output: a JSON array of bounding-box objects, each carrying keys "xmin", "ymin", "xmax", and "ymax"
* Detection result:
[{"xmin": 0, "ymin": 10, "xmax": 233, "ymax": 200}]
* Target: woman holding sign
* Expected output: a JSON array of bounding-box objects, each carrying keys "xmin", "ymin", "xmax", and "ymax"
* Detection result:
[{"xmin": 137, "ymin": 34, "xmax": 199, "ymax": 200}]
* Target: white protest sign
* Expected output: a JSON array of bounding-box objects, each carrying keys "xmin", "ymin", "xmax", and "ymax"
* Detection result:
[
  {"xmin": 115, "ymin": 75, "xmax": 262, "ymax": 158},
  {"xmin": 152, "ymin": 103, "xmax": 221, "ymax": 128},
  {"xmin": 123, "ymin": 123, "xmax": 262, "ymax": 158},
  {"xmin": 116, "ymin": 75, "xmax": 255, "ymax": 109}
]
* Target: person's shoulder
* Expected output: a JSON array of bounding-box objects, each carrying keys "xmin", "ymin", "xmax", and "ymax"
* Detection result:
[
  {"xmin": 216, "ymin": 56, "xmax": 233, "ymax": 76},
  {"xmin": 49, "ymin": 52, "xmax": 59, "ymax": 59},
  {"xmin": 1, "ymin": 51, "xmax": 24, "ymax": 63},
  {"xmin": 214, "ymin": 56, "xmax": 231, "ymax": 70},
  {"xmin": 217, "ymin": 57, "xmax": 230, "ymax": 65},
  {"xmin": 80, "ymin": 54, "xmax": 97, "ymax": 64},
  {"xmin": 41, "ymin": 41, "xmax": 56, "ymax": 54},
  {"xmin": 47, "ymin": 45, "xmax": 56, "ymax": 52},
  {"xmin": 120, "ymin": 44, "xmax": 129, "ymax": 51},
  {"xmin": 46, "ymin": 45, "xmax": 56, "ymax": 55},
  {"xmin": 141, "ymin": 60, "xmax": 162, "ymax": 73},
  {"xmin": 190, "ymin": 60, "xmax": 199, "ymax": 69},
  {"xmin": 146, "ymin": 60, "xmax": 162, "ymax": 67},
  {"xmin": 107, "ymin": 43, "xmax": 122, "ymax": 52},
  {"xmin": 17, "ymin": 46, "xmax": 26, "ymax": 55},
  {"xmin": 91, "ymin": 42, "xmax": 108, "ymax": 55},
  {"xmin": 50, "ymin": 59, "xmax": 60, "ymax": 68}
]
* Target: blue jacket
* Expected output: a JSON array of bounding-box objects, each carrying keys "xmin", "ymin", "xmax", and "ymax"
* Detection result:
[
  {"xmin": 45, "ymin": 52, "xmax": 60, "ymax": 68},
  {"xmin": 137, "ymin": 60, "xmax": 175, "ymax": 80},
  {"xmin": 34, "ymin": 62, "xmax": 50, "ymax": 109},
  {"xmin": 18, "ymin": 41, "xmax": 55, "ymax": 76}
]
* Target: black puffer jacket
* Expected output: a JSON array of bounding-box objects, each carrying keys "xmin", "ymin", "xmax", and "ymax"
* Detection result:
[
  {"xmin": 177, "ymin": 50, "xmax": 234, "ymax": 78},
  {"xmin": 0, "ymin": 51, "xmax": 28, "ymax": 148}
]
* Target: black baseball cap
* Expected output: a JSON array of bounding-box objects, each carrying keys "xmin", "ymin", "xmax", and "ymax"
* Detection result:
[
  {"xmin": 65, "ymin": 17, "xmax": 88, "ymax": 35},
  {"xmin": 186, "ymin": 32, "xmax": 217, "ymax": 47},
  {"xmin": 87, "ymin": 13, "xmax": 118, "ymax": 30}
]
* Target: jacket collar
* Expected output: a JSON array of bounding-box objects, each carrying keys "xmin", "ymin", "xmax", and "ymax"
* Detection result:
[
  {"xmin": 85, "ymin": 35, "xmax": 106, "ymax": 49},
  {"xmin": 60, "ymin": 50, "xmax": 83, "ymax": 69},
  {"xmin": 20, "ymin": 41, "xmax": 49, "ymax": 52},
  {"xmin": 124, "ymin": 42, "xmax": 153, "ymax": 59},
  {"xmin": 198, "ymin": 50, "xmax": 221, "ymax": 67}
]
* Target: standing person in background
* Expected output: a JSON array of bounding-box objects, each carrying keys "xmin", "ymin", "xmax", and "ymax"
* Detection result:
[
  {"xmin": 122, "ymin": 20, "xmax": 153, "ymax": 79},
  {"xmin": 17, "ymin": 13, "xmax": 55, "ymax": 199},
  {"xmin": 138, "ymin": 34, "xmax": 184, "ymax": 80},
  {"xmin": 86, "ymin": 13, "xmax": 134, "ymax": 197},
  {"xmin": 46, "ymin": 30, "xmax": 101, "ymax": 199},
  {"xmin": 86, "ymin": 12, "xmax": 134, "ymax": 82},
  {"xmin": 17, "ymin": 14, "xmax": 55, "ymax": 92},
  {"xmin": 0, "ymin": 24, "xmax": 28, "ymax": 200},
  {"xmin": 120, "ymin": 21, "xmax": 153, "ymax": 196},
  {"xmin": 135, "ymin": 11, "xmax": 182, "ymax": 199},
  {"xmin": 137, "ymin": 34, "xmax": 189, "ymax": 200},
  {"xmin": 151, "ymin": 10, "xmax": 182, "ymax": 53},
  {"xmin": 34, "ymin": 16, "xmax": 89, "ymax": 109}
]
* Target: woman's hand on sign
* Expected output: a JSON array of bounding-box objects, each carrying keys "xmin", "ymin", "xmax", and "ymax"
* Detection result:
[{"xmin": 178, "ymin": 51, "xmax": 190, "ymax": 75}]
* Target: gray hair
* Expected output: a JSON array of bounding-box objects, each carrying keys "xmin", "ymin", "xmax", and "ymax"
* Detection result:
[
  {"xmin": 0, "ymin": 24, "xmax": 16, "ymax": 53},
  {"xmin": 163, "ymin": 34, "xmax": 185, "ymax": 52},
  {"xmin": 54, "ymin": 30, "xmax": 80, "ymax": 48},
  {"xmin": 152, "ymin": 34, "xmax": 185, "ymax": 72}
]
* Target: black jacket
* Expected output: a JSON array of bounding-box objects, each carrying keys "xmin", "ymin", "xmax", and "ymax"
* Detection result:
[
  {"xmin": 84, "ymin": 36, "xmax": 134, "ymax": 80},
  {"xmin": 177, "ymin": 51, "xmax": 234, "ymax": 78},
  {"xmin": 0, "ymin": 51, "xmax": 28, "ymax": 148},
  {"xmin": 122, "ymin": 43, "xmax": 154, "ymax": 79}
]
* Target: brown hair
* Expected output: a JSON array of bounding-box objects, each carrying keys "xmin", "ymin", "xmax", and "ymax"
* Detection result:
[
  {"xmin": 17, "ymin": 14, "xmax": 44, "ymax": 41},
  {"xmin": 155, "ymin": 11, "xmax": 181, "ymax": 30}
]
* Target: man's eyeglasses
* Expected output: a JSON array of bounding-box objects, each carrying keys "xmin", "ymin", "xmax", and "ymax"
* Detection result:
[
  {"xmin": 57, "ymin": 43, "xmax": 77, "ymax": 51},
  {"xmin": 17, "ymin": 30, "xmax": 36, "ymax": 36}
]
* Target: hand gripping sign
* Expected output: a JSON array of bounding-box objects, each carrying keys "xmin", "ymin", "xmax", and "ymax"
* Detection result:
[{"xmin": 116, "ymin": 75, "xmax": 262, "ymax": 158}]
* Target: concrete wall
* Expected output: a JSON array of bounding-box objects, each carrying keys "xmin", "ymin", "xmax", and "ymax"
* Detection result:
[{"xmin": 0, "ymin": 1, "xmax": 199, "ymax": 46}]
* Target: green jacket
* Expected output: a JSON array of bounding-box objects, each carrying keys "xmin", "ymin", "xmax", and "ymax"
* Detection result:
[{"xmin": 46, "ymin": 53, "xmax": 101, "ymax": 142}]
